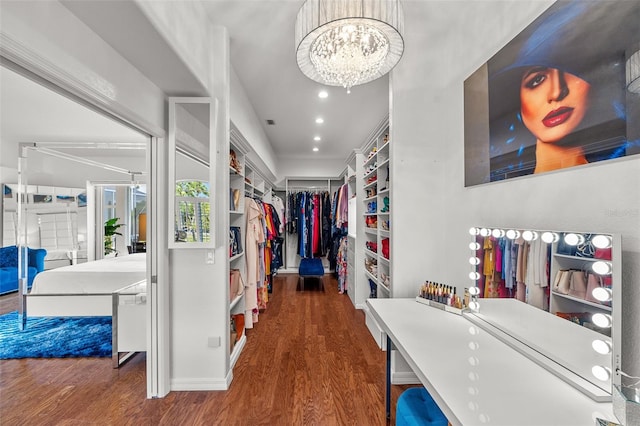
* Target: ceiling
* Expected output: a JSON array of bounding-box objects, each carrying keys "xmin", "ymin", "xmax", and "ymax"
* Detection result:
[
  {"xmin": 62, "ymin": 0, "xmax": 390, "ymax": 165},
  {"xmin": 201, "ymin": 0, "xmax": 390, "ymax": 162},
  {"xmin": 0, "ymin": 1, "xmax": 391, "ymax": 184}
]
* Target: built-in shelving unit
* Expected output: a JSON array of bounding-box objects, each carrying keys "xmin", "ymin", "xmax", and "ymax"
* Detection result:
[
  {"xmin": 346, "ymin": 119, "xmax": 391, "ymax": 349},
  {"xmin": 229, "ymin": 127, "xmax": 248, "ymax": 367}
]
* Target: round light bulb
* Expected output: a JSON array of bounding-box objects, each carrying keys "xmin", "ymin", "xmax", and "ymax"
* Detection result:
[
  {"xmin": 522, "ymin": 230, "xmax": 538, "ymax": 241},
  {"xmin": 468, "ymin": 286, "xmax": 480, "ymax": 296},
  {"xmin": 469, "ymin": 242, "xmax": 480, "ymax": 251},
  {"xmin": 541, "ymin": 232, "xmax": 559, "ymax": 244},
  {"xmin": 564, "ymin": 233, "xmax": 585, "ymax": 246},
  {"xmin": 592, "ymin": 235, "xmax": 612, "ymax": 249},
  {"xmin": 469, "ymin": 272, "xmax": 480, "ymax": 281},
  {"xmin": 468, "ymin": 342, "xmax": 479, "ymax": 351},
  {"xmin": 592, "ymin": 261, "xmax": 612, "ymax": 275},
  {"xmin": 469, "ymin": 257, "xmax": 480, "ymax": 265},
  {"xmin": 469, "ymin": 301, "xmax": 480, "ymax": 311},
  {"xmin": 591, "ymin": 287, "xmax": 612, "ymax": 302},
  {"xmin": 491, "ymin": 229, "xmax": 505, "ymax": 238},
  {"xmin": 469, "ymin": 227, "xmax": 480, "ymax": 236},
  {"xmin": 468, "ymin": 356, "xmax": 480, "ymax": 366},
  {"xmin": 480, "ymin": 228, "xmax": 491, "ymax": 237},
  {"xmin": 506, "ymin": 229, "xmax": 520, "ymax": 240},
  {"xmin": 592, "ymin": 365, "xmax": 611, "ymax": 382},
  {"xmin": 591, "ymin": 339, "xmax": 612, "ymax": 355},
  {"xmin": 592, "ymin": 313, "xmax": 612, "ymax": 328}
]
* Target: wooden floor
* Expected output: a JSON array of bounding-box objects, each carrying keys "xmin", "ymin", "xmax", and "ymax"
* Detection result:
[{"xmin": 0, "ymin": 274, "xmax": 414, "ymax": 425}]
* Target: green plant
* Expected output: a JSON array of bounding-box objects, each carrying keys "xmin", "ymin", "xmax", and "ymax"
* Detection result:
[{"xmin": 104, "ymin": 217, "xmax": 124, "ymax": 255}]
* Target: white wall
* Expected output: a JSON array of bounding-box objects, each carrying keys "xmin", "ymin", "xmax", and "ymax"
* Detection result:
[
  {"xmin": 230, "ymin": 67, "xmax": 279, "ymax": 183},
  {"xmin": 392, "ymin": 0, "xmax": 639, "ymax": 385},
  {"xmin": 0, "ymin": 1, "xmax": 165, "ymax": 136}
]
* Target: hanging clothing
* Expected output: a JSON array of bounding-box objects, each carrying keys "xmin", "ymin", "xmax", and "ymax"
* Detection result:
[{"xmin": 245, "ymin": 197, "xmax": 265, "ymax": 329}]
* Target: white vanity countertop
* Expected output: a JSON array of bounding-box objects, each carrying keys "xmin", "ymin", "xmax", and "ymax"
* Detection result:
[{"xmin": 367, "ymin": 298, "xmax": 617, "ymax": 426}]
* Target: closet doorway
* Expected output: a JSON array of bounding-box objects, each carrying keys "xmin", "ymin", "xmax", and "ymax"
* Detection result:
[{"xmin": 0, "ymin": 61, "xmax": 163, "ymax": 396}]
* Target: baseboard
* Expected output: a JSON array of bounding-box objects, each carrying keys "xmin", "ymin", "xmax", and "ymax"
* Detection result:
[
  {"xmin": 391, "ymin": 371, "xmax": 421, "ymax": 385},
  {"xmin": 170, "ymin": 376, "xmax": 230, "ymax": 391}
]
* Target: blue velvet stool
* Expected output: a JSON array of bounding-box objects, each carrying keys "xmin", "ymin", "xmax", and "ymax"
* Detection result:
[
  {"xmin": 396, "ymin": 387, "xmax": 448, "ymax": 426},
  {"xmin": 298, "ymin": 257, "xmax": 324, "ymax": 291}
]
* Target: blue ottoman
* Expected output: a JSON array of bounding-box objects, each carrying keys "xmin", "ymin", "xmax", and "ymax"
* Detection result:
[
  {"xmin": 298, "ymin": 257, "xmax": 324, "ymax": 291},
  {"xmin": 396, "ymin": 387, "xmax": 448, "ymax": 426}
]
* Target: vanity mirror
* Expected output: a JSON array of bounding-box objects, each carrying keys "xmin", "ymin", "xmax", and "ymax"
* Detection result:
[{"xmin": 465, "ymin": 227, "xmax": 620, "ymax": 402}]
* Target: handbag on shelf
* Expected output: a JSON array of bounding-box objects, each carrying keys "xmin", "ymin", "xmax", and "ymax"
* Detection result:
[
  {"xmin": 568, "ymin": 269, "xmax": 587, "ymax": 299},
  {"xmin": 585, "ymin": 272, "xmax": 611, "ymax": 305},
  {"xmin": 229, "ymin": 269, "xmax": 245, "ymax": 301},
  {"xmin": 553, "ymin": 269, "xmax": 571, "ymax": 294}
]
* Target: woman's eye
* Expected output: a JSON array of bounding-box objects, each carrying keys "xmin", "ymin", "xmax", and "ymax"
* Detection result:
[{"xmin": 524, "ymin": 73, "xmax": 546, "ymax": 89}]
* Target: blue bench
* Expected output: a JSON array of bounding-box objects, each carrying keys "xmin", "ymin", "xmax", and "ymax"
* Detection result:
[
  {"xmin": 298, "ymin": 257, "xmax": 324, "ymax": 291},
  {"xmin": 396, "ymin": 387, "xmax": 448, "ymax": 426}
]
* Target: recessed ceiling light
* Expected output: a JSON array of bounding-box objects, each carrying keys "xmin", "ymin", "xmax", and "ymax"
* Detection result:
[
  {"xmin": 313, "ymin": 147, "xmax": 319, "ymax": 152},
  {"xmin": 314, "ymin": 136, "xmax": 321, "ymax": 141},
  {"xmin": 318, "ymin": 90, "xmax": 328, "ymax": 98},
  {"xmin": 315, "ymin": 117, "xmax": 324, "ymax": 124}
]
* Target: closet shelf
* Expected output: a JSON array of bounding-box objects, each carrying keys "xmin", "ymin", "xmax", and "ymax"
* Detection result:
[
  {"xmin": 553, "ymin": 253, "xmax": 602, "ymax": 263},
  {"xmin": 230, "ymin": 210, "xmax": 243, "ymax": 215},
  {"xmin": 377, "ymin": 158, "xmax": 390, "ymax": 169},
  {"xmin": 365, "ymin": 269, "xmax": 377, "ymax": 282},
  {"xmin": 230, "ymin": 252, "xmax": 244, "ymax": 262},
  {"xmin": 363, "ymin": 168, "xmax": 377, "ymax": 179},
  {"xmin": 230, "ymin": 293, "xmax": 244, "ymax": 311},
  {"xmin": 378, "ymin": 281, "xmax": 391, "ymax": 293},
  {"xmin": 363, "ymin": 180, "xmax": 377, "ymax": 190},
  {"xmin": 551, "ymin": 290, "xmax": 612, "ymax": 312},
  {"xmin": 378, "ymin": 188, "xmax": 389, "ymax": 195},
  {"xmin": 364, "ymin": 195, "xmax": 377, "ymax": 202},
  {"xmin": 365, "ymin": 249, "xmax": 377, "ymax": 258},
  {"xmin": 365, "ymin": 228, "xmax": 378, "ymax": 235}
]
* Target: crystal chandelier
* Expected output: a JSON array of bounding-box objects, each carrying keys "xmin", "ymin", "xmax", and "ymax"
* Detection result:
[{"xmin": 295, "ymin": 0, "xmax": 404, "ymax": 93}]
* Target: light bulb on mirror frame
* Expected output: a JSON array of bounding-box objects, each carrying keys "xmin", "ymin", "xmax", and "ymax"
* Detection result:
[
  {"xmin": 591, "ymin": 286, "xmax": 612, "ymax": 302},
  {"xmin": 522, "ymin": 230, "xmax": 538, "ymax": 241},
  {"xmin": 592, "ymin": 234, "xmax": 612, "ymax": 249},
  {"xmin": 468, "ymin": 286, "xmax": 480, "ymax": 296},
  {"xmin": 564, "ymin": 233, "xmax": 585, "ymax": 246},
  {"xmin": 468, "ymin": 300, "xmax": 480, "ymax": 311},
  {"xmin": 469, "ymin": 257, "xmax": 480, "ymax": 266},
  {"xmin": 469, "ymin": 272, "xmax": 480, "ymax": 281},
  {"xmin": 541, "ymin": 231, "xmax": 559, "ymax": 244},
  {"xmin": 505, "ymin": 229, "xmax": 520, "ymax": 240},
  {"xmin": 480, "ymin": 228, "xmax": 491, "ymax": 237},
  {"xmin": 469, "ymin": 242, "xmax": 480, "ymax": 251},
  {"xmin": 591, "ymin": 339, "xmax": 612, "ymax": 355},
  {"xmin": 469, "ymin": 227, "xmax": 480, "ymax": 236},
  {"xmin": 592, "ymin": 313, "xmax": 612, "ymax": 328},
  {"xmin": 491, "ymin": 228, "xmax": 505, "ymax": 238},
  {"xmin": 592, "ymin": 261, "xmax": 612, "ymax": 275},
  {"xmin": 592, "ymin": 365, "xmax": 611, "ymax": 382}
]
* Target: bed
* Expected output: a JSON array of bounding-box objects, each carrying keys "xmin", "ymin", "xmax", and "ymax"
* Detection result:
[{"xmin": 26, "ymin": 253, "xmax": 147, "ymax": 367}]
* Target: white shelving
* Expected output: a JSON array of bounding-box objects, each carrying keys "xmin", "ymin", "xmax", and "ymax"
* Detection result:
[{"xmin": 229, "ymin": 134, "xmax": 248, "ymax": 366}]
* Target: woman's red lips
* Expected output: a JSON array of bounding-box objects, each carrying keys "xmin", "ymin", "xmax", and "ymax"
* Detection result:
[{"xmin": 542, "ymin": 107, "xmax": 574, "ymax": 127}]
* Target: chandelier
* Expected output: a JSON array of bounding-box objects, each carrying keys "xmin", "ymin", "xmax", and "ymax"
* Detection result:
[{"xmin": 295, "ymin": 0, "xmax": 404, "ymax": 93}]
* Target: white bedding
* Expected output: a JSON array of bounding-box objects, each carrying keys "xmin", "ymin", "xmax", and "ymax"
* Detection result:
[{"xmin": 30, "ymin": 253, "xmax": 146, "ymax": 294}]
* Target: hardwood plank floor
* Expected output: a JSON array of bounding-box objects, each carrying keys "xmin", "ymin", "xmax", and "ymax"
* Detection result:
[{"xmin": 0, "ymin": 274, "xmax": 414, "ymax": 425}]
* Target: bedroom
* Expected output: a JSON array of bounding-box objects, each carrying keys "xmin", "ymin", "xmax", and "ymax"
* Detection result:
[{"xmin": 0, "ymin": 62, "xmax": 151, "ymax": 365}]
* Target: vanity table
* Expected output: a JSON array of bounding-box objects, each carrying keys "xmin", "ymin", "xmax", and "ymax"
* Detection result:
[{"xmin": 367, "ymin": 298, "xmax": 617, "ymax": 425}]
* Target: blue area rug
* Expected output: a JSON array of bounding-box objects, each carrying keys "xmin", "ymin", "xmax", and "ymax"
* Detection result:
[{"xmin": 0, "ymin": 311, "xmax": 111, "ymax": 359}]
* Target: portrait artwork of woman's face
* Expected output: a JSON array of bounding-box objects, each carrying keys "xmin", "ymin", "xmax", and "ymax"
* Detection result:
[
  {"xmin": 463, "ymin": 0, "xmax": 639, "ymax": 187},
  {"xmin": 520, "ymin": 67, "xmax": 591, "ymax": 145}
]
